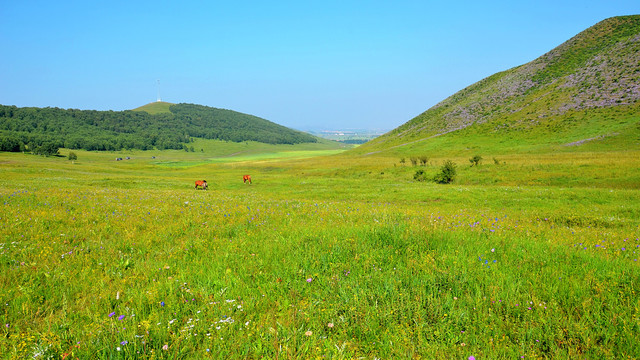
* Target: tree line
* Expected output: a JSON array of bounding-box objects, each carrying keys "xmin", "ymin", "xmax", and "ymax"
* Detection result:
[{"xmin": 0, "ymin": 103, "xmax": 317, "ymax": 152}]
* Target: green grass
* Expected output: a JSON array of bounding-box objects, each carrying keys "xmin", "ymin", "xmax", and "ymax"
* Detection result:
[
  {"xmin": 1, "ymin": 147, "xmax": 639, "ymax": 359},
  {"xmin": 132, "ymin": 101, "xmax": 175, "ymax": 114}
]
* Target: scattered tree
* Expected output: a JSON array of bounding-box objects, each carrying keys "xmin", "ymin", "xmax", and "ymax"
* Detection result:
[
  {"xmin": 68, "ymin": 152, "xmax": 77, "ymax": 161},
  {"xmin": 434, "ymin": 160, "xmax": 457, "ymax": 184}
]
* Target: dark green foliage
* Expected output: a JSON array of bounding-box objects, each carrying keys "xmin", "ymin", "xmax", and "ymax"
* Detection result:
[
  {"xmin": 0, "ymin": 103, "xmax": 317, "ymax": 152},
  {"xmin": 32, "ymin": 141, "xmax": 59, "ymax": 156},
  {"xmin": 399, "ymin": 158, "xmax": 406, "ymax": 166},
  {"xmin": 0, "ymin": 133, "xmax": 21, "ymax": 152},
  {"xmin": 419, "ymin": 156, "xmax": 429, "ymax": 166},
  {"xmin": 413, "ymin": 169, "xmax": 428, "ymax": 182},
  {"xmin": 168, "ymin": 104, "xmax": 316, "ymax": 145},
  {"xmin": 434, "ymin": 160, "xmax": 457, "ymax": 184},
  {"xmin": 68, "ymin": 152, "xmax": 77, "ymax": 161},
  {"xmin": 469, "ymin": 155, "xmax": 482, "ymax": 166}
]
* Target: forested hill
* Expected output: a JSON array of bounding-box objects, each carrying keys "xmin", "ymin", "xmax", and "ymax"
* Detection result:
[{"xmin": 0, "ymin": 103, "xmax": 317, "ymax": 152}]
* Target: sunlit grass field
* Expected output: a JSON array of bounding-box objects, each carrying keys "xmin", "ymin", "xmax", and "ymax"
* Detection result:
[{"xmin": 1, "ymin": 146, "xmax": 639, "ymax": 359}]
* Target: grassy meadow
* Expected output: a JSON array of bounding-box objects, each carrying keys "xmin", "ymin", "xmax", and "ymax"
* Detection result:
[{"xmin": 1, "ymin": 143, "xmax": 639, "ymax": 359}]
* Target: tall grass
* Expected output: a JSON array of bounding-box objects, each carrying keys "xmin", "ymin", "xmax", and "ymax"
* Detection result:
[{"xmin": 0, "ymin": 149, "xmax": 639, "ymax": 359}]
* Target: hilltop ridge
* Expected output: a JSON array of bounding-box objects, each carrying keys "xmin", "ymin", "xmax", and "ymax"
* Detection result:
[
  {"xmin": 354, "ymin": 15, "xmax": 640, "ymax": 155},
  {"xmin": 132, "ymin": 101, "xmax": 175, "ymax": 114}
]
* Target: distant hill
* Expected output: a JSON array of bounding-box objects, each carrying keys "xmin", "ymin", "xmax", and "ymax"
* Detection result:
[
  {"xmin": 353, "ymin": 15, "xmax": 640, "ymax": 156},
  {"xmin": 0, "ymin": 103, "xmax": 317, "ymax": 152}
]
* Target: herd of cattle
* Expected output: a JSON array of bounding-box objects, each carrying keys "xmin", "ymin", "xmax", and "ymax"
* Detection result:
[{"xmin": 195, "ymin": 175, "xmax": 251, "ymax": 190}]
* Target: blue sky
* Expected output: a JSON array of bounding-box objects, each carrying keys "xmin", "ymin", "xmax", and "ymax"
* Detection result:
[{"xmin": 1, "ymin": 1, "xmax": 638, "ymax": 130}]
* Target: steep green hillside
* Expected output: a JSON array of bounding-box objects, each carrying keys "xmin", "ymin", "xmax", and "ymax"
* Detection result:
[
  {"xmin": 0, "ymin": 103, "xmax": 318, "ymax": 152},
  {"xmin": 354, "ymin": 15, "xmax": 640, "ymax": 156}
]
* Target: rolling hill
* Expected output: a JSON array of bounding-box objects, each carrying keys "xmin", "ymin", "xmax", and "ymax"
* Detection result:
[
  {"xmin": 353, "ymin": 15, "xmax": 640, "ymax": 156},
  {"xmin": 0, "ymin": 102, "xmax": 318, "ymax": 152}
]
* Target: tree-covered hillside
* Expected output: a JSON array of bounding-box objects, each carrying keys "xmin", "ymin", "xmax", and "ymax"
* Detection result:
[{"xmin": 0, "ymin": 103, "xmax": 317, "ymax": 152}]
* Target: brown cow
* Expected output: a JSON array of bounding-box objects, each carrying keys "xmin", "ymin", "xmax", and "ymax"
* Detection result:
[
  {"xmin": 195, "ymin": 180, "xmax": 208, "ymax": 190},
  {"xmin": 243, "ymin": 175, "xmax": 252, "ymax": 184}
]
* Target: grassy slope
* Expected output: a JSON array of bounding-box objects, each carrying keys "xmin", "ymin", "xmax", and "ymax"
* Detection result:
[
  {"xmin": 132, "ymin": 101, "xmax": 175, "ymax": 114},
  {"xmin": 353, "ymin": 15, "xmax": 640, "ymax": 157}
]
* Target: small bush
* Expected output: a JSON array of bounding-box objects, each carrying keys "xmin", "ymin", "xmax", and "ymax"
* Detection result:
[
  {"xmin": 469, "ymin": 155, "xmax": 482, "ymax": 167},
  {"xmin": 409, "ymin": 157, "xmax": 418, "ymax": 166},
  {"xmin": 68, "ymin": 152, "xmax": 77, "ymax": 161},
  {"xmin": 419, "ymin": 156, "xmax": 429, "ymax": 166},
  {"xmin": 434, "ymin": 160, "xmax": 457, "ymax": 184},
  {"xmin": 413, "ymin": 169, "xmax": 428, "ymax": 182},
  {"xmin": 493, "ymin": 157, "xmax": 500, "ymax": 165}
]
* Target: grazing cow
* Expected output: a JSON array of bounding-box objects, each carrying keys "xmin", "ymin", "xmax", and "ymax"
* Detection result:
[
  {"xmin": 195, "ymin": 180, "xmax": 208, "ymax": 190},
  {"xmin": 243, "ymin": 175, "xmax": 252, "ymax": 184}
]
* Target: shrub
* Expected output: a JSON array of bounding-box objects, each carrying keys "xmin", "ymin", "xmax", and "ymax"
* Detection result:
[
  {"xmin": 434, "ymin": 160, "xmax": 457, "ymax": 184},
  {"xmin": 399, "ymin": 158, "xmax": 406, "ymax": 166},
  {"xmin": 469, "ymin": 155, "xmax": 482, "ymax": 167},
  {"xmin": 68, "ymin": 152, "xmax": 77, "ymax": 161},
  {"xmin": 409, "ymin": 157, "xmax": 418, "ymax": 166},
  {"xmin": 413, "ymin": 169, "xmax": 428, "ymax": 182},
  {"xmin": 419, "ymin": 156, "xmax": 429, "ymax": 166}
]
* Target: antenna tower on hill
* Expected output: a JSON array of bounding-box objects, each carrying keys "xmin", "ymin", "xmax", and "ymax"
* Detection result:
[{"xmin": 156, "ymin": 79, "xmax": 161, "ymax": 102}]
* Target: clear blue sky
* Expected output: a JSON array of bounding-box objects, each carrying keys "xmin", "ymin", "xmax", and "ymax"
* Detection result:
[{"xmin": 1, "ymin": 1, "xmax": 638, "ymax": 130}]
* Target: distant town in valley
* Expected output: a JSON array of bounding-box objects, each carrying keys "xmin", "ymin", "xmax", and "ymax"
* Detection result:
[{"xmin": 305, "ymin": 129, "xmax": 389, "ymax": 144}]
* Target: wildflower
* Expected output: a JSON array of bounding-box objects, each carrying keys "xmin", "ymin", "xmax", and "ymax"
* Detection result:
[
  {"xmin": 118, "ymin": 315, "xmax": 125, "ymax": 321},
  {"xmin": 306, "ymin": 278, "xmax": 313, "ymax": 283},
  {"xmin": 116, "ymin": 347, "xmax": 121, "ymax": 351},
  {"xmin": 491, "ymin": 248, "xmax": 495, "ymax": 252},
  {"xmin": 120, "ymin": 340, "xmax": 128, "ymax": 345},
  {"xmin": 469, "ymin": 357, "xmax": 476, "ymax": 360},
  {"xmin": 160, "ymin": 301, "xmax": 165, "ymax": 307},
  {"xmin": 305, "ymin": 331, "xmax": 312, "ymax": 336},
  {"xmin": 108, "ymin": 312, "xmax": 115, "ymax": 317},
  {"xmin": 162, "ymin": 344, "xmax": 169, "ymax": 350},
  {"xmin": 327, "ymin": 322, "xmax": 334, "ymax": 328}
]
